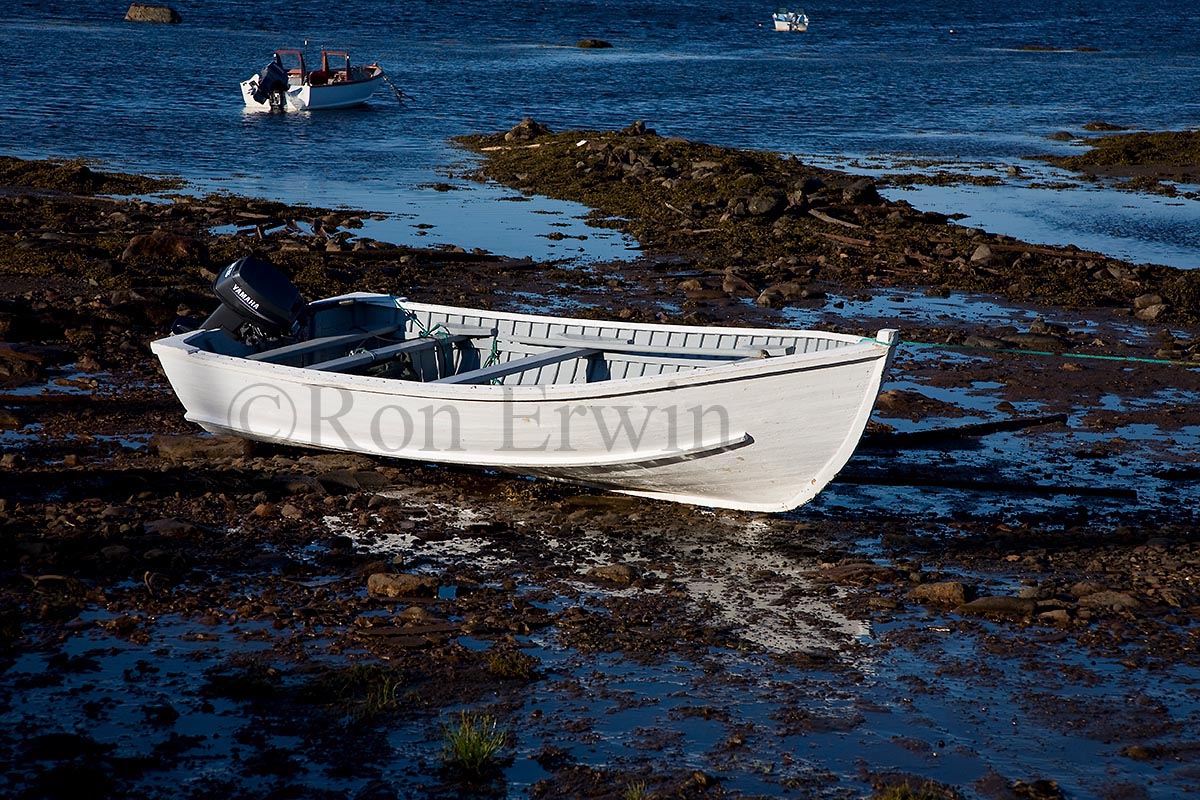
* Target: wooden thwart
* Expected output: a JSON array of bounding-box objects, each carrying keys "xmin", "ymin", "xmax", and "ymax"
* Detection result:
[
  {"xmin": 247, "ymin": 323, "xmax": 404, "ymax": 363},
  {"xmin": 308, "ymin": 334, "xmax": 471, "ymax": 372},
  {"xmin": 436, "ymin": 346, "xmax": 597, "ymax": 385}
]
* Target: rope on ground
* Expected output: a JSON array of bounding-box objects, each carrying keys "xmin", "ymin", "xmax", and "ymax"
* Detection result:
[{"xmin": 900, "ymin": 339, "xmax": 1199, "ymax": 368}]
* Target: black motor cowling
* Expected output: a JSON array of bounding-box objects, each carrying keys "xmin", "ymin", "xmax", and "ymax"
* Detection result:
[
  {"xmin": 251, "ymin": 59, "xmax": 289, "ymax": 103},
  {"xmin": 201, "ymin": 256, "xmax": 306, "ymax": 345}
]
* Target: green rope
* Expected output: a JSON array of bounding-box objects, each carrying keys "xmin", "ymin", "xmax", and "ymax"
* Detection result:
[
  {"xmin": 900, "ymin": 339, "xmax": 1199, "ymax": 368},
  {"xmin": 399, "ymin": 304, "xmax": 502, "ymax": 382}
]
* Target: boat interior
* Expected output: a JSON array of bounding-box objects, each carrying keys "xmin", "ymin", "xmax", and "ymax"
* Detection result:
[
  {"xmin": 273, "ymin": 49, "xmax": 376, "ymax": 87},
  {"xmin": 188, "ymin": 296, "xmax": 861, "ymax": 388}
]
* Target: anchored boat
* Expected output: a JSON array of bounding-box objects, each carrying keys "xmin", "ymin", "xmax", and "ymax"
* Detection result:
[
  {"xmin": 241, "ymin": 49, "xmax": 385, "ymax": 111},
  {"xmin": 772, "ymin": 8, "xmax": 809, "ymax": 31},
  {"xmin": 152, "ymin": 258, "xmax": 897, "ymax": 512}
]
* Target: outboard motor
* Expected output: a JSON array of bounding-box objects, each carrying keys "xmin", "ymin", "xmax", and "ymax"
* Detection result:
[
  {"xmin": 200, "ymin": 256, "xmax": 307, "ymax": 346},
  {"xmin": 251, "ymin": 59, "xmax": 289, "ymax": 104}
]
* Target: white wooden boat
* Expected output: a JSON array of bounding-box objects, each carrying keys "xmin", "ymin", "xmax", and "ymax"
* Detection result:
[
  {"xmin": 772, "ymin": 9, "xmax": 809, "ymax": 31},
  {"xmin": 241, "ymin": 49, "xmax": 384, "ymax": 111},
  {"xmin": 151, "ymin": 258, "xmax": 897, "ymax": 512}
]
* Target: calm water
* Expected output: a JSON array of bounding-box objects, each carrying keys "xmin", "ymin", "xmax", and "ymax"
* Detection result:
[{"xmin": 3, "ymin": 0, "xmax": 1200, "ymax": 261}]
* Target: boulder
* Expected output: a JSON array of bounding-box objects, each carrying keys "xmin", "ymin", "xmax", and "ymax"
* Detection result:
[
  {"xmin": 620, "ymin": 120, "xmax": 655, "ymax": 136},
  {"xmin": 120, "ymin": 230, "xmax": 207, "ymax": 264},
  {"xmin": 586, "ymin": 563, "xmax": 640, "ymax": 586},
  {"xmin": 842, "ymin": 178, "xmax": 881, "ymax": 205},
  {"xmin": 367, "ymin": 572, "xmax": 438, "ymax": 598},
  {"xmin": 908, "ymin": 581, "xmax": 968, "ymax": 607},
  {"xmin": 577, "ymin": 39, "xmax": 613, "ymax": 49},
  {"xmin": 504, "ymin": 117, "xmax": 552, "ymax": 142},
  {"xmin": 124, "ymin": 4, "xmax": 180, "ymax": 23},
  {"xmin": 150, "ymin": 434, "xmax": 253, "ymax": 461},
  {"xmin": 957, "ymin": 595, "xmax": 1036, "ymax": 619},
  {"xmin": 1077, "ymin": 590, "xmax": 1141, "ymax": 612},
  {"xmin": 0, "ymin": 344, "xmax": 45, "ymax": 388}
]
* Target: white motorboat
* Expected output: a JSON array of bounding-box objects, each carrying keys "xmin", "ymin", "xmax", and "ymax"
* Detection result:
[
  {"xmin": 241, "ymin": 49, "xmax": 385, "ymax": 111},
  {"xmin": 152, "ymin": 258, "xmax": 897, "ymax": 512},
  {"xmin": 772, "ymin": 9, "xmax": 809, "ymax": 31}
]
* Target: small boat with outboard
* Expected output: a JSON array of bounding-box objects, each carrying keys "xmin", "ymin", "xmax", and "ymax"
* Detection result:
[
  {"xmin": 772, "ymin": 8, "xmax": 809, "ymax": 31},
  {"xmin": 241, "ymin": 49, "xmax": 385, "ymax": 111},
  {"xmin": 152, "ymin": 257, "xmax": 897, "ymax": 512}
]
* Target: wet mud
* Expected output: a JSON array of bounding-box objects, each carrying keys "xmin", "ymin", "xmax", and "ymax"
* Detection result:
[{"xmin": 1, "ymin": 138, "xmax": 1198, "ymax": 799}]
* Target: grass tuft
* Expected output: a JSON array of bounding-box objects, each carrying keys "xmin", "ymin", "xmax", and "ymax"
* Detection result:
[{"xmin": 442, "ymin": 710, "xmax": 507, "ymax": 775}]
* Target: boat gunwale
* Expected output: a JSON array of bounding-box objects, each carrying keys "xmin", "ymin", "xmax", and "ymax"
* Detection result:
[{"xmin": 151, "ymin": 296, "xmax": 896, "ymax": 403}]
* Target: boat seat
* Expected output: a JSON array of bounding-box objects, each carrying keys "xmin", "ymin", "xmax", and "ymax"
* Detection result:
[
  {"xmin": 308, "ymin": 334, "xmax": 471, "ymax": 372},
  {"xmin": 246, "ymin": 324, "xmax": 406, "ymax": 364},
  {"xmin": 434, "ymin": 346, "xmax": 597, "ymax": 385},
  {"xmin": 499, "ymin": 333, "xmax": 795, "ymax": 359}
]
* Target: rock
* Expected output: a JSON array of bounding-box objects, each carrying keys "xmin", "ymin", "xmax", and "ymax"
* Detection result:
[
  {"xmin": 367, "ymin": 572, "xmax": 438, "ymax": 598},
  {"xmin": 619, "ymin": 120, "xmax": 654, "ymax": 136},
  {"xmin": 0, "ymin": 409, "xmax": 21, "ymax": 430},
  {"xmin": 908, "ymin": 581, "xmax": 968, "ymax": 607},
  {"xmin": 504, "ymin": 117, "xmax": 552, "ymax": 142},
  {"xmin": 1133, "ymin": 293, "xmax": 1163, "ymax": 310},
  {"xmin": 119, "ymin": 230, "xmax": 206, "ymax": 263},
  {"xmin": 747, "ymin": 193, "xmax": 782, "ymax": 216},
  {"xmin": 276, "ymin": 475, "xmax": 324, "ymax": 495},
  {"xmin": 970, "ymin": 244, "xmax": 994, "ymax": 263},
  {"xmin": 1078, "ymin": 590, "xmax": 1141, "ymax": 612},
  {"xmin": 755, "ymin": 288, "xmax": 784, "ymax": 308},
  {"xmin": 1038, "ymin": 609, "xmax": 1071, "ymax": 625},
  {"xmin": 1069, "ymin": 581, "xmax": 1107, "ymax": 598},
  {"xmin": 353, "ymin": 471, "xmax": 391, "ymax": 491},
  {"xmin": 317, "ymin": 469, "xmax": 362, "ymax": 494},
  {"xmin": 151, "ymin": 434, "xmax": 253, "ymax": 461},
  {"xmin": 842, "ymin": 178, "xmax": 881, "ymax": 205},
  {"xmin": 1046, "ymin": 131, "xmax": 1075, "ymax": 141},
  {"xmin": 815, "ymin": 561, "xmax": 898, "ymax": 587},
  {"xmin": 957, "ymin": 596, "xmax": 1036, "ymax": 619},
  {"xmin": 0, "ymin": 344, "xmax": 46, "ymax": 387},
  {"xmin": 1135, "ymin": 304, "xmax": 1167, "ymax": 322},
  {"xmin": 587, "ymin": 563, "xmax": 640, "ymax": 585},
  {"xmin": 143, "ymin": 518, "xmax": 197, "ymax": 537},
  {"xmin": 577, "ymin": 39, "xmax": 613, "ymax": 49},
  {"xmin": 764, "ymin": 280, "xmax": 807, "ymax": 300},
  {"xmin": 721, "ymin": 272, "xmax": 757, "ymax": 296},
  {"xmin": 396, "ymin": 605, "xmax": 444, "ymax": 623},
  {"xmin": 100, "ymin": 545, "xmax": 131, "ymax": 561},
  {"xmin": 124, "ymin": 3, "xmax": 180, "ymax": 23}
]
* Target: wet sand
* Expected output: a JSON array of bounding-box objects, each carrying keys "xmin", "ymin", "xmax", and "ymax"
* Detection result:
[{"xmin": 1, "ymin": 136, "xmax": 1198, "ymax": 798}]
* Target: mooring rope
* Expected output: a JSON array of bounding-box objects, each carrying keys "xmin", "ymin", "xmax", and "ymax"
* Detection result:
[
  {"xmin": 379, "ymin": 70, "xmax": 412, "ymax": 105},
  {"xmin": 894, "ymin": 339, "xmax": 1199, "ymax": 368}
]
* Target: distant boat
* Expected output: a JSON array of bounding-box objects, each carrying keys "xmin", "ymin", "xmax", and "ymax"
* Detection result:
[
  {"xmin": 241, "ymin": 49, "xmax": 385, "ymax": 111},
  {"xmin": 772, "ymin": 8, "xmax": 809, "ymax": 32}
]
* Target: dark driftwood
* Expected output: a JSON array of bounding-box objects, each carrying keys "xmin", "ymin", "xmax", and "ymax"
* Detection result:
[
  {"xmin": 837, "ymin": 469, "xmax": 1137, "ymax": 500},
  {"xmin": 862, "ymin": 414, "xmax": 1070, "ymax": 447}
]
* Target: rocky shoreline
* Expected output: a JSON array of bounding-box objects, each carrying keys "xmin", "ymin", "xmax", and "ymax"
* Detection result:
[{"xmin": 1, "ymin": 131, "xmax": 1198, "ymax": 799}]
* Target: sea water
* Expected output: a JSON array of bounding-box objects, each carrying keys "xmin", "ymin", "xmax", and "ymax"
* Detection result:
[{"xmin": 2, "ymin": 0, "xmax": 1199, "ymax": 262}]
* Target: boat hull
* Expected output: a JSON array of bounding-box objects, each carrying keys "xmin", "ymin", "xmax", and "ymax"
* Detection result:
[
  {"xmin": 151, "ymin": 300, "xmax": 896, "ymax": 512},
  {"xmin": 240, "ymin": 69, "xmax": 383, "ymax": 111}
]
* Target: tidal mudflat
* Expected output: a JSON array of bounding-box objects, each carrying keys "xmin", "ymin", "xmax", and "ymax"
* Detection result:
[{"xmin": 1, "ymin": 127, "xmax": 1198, "ymax": 798}]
